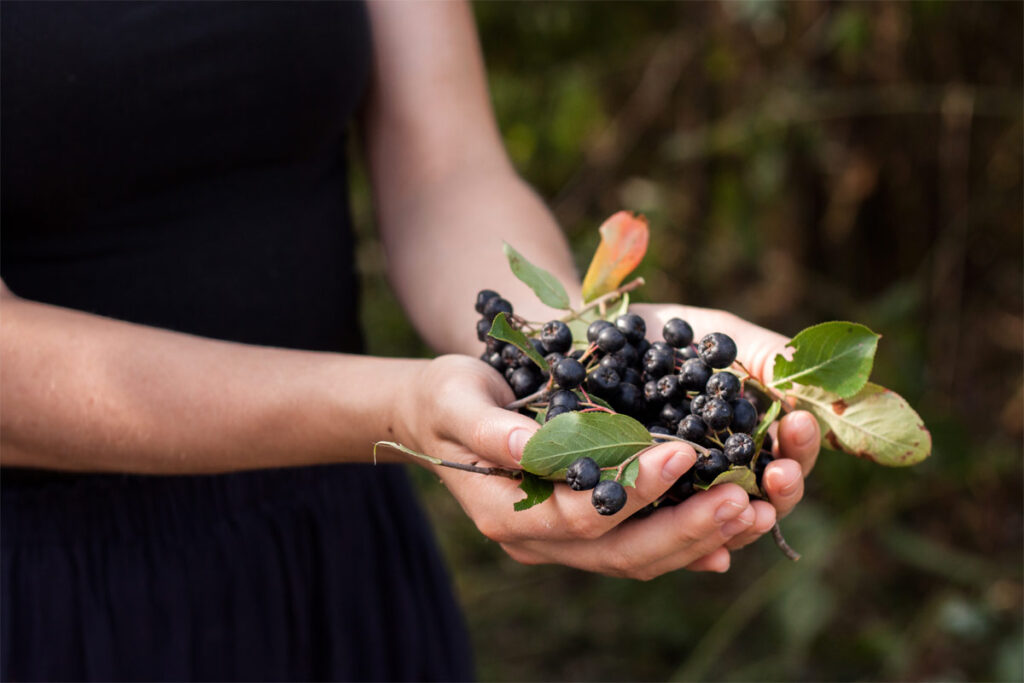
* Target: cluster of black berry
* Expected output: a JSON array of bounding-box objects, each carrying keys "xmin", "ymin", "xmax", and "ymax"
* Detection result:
[{"xmin": 476, "ymin": 289, "xmax": 775, "ymax": 516}]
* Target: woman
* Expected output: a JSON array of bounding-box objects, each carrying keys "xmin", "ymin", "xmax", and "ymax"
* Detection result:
[{"xmin": 0, "ymin": 2, "xmax": 819, "ymax": 680}]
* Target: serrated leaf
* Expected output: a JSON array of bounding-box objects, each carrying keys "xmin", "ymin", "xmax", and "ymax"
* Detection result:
[
  {"xmin": 514, "ymin": 473, "xmax": 555, "ymax": 511},
  {"xmin": 503, "ymin": 242, "xmax": 571, "ymax": 310},
  {"xmin": 581, "ymin": 212, "xmax": 650, "ymax": 302},
  {"xmin": 566, "ymin": 294, "xmax": 631, "ymax": 350},
  {"xmin": 695, "ymin": 466, "xmax": 762, "ymax": 496},
  {"xmin": 771, "ymin": 322, "xmax": 880, "ymax": 398},
  {"xmin": 488, "ymin": 312, "xmax": 547, "ymax": 370},
  {"xmin": 597, "ymin": 457, "xmax": 642, "ymax": 488},
  {"xmin": 791, "ymin": 382, "xmax": 931, "ymax": 466},
  {"xmin": 752, "ymin": 400, "xmax": 782, "ymax": 453},
  {"xmin": 521, "ymin": 411, "xmax": 653, "ymax": 478}
]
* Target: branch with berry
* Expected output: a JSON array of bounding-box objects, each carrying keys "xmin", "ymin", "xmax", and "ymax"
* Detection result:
[{"xmin": 376, "ymin": 211, "xmax": 932, "ymax": 560}]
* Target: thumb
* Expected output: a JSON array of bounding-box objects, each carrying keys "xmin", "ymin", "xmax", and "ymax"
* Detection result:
[{"xmin": 437, "ymin": 358, "xmax": 541, "ymax": 468}]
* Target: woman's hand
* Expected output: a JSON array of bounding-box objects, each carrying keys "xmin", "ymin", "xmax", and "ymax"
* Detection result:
[
  {"xmin": 393, "ymin": 355, "xmax": 769, "ymax": 578},
  {"xmin": 631, "ymin": 303, "xmax": 821, "ymax": 552}
]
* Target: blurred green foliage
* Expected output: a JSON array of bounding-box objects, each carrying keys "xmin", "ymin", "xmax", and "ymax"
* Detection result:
[{"xmin": 352, "ymin": 1, "xmax": 1022, "ymax": 680}]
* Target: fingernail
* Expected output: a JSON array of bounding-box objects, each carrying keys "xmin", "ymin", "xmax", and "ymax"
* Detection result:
[
  {"xmin": 794, "ymin": 414, "xmax": 816, "ymax": 447},
  {"xmin": 715, "ymin": 500, "xmax": 745, "ymax": 522},
  {"xmin": 768, "ymin": 467, "xmax": 800, "ymax": 496},
  {"xmin": 721, "ymin": 514, "xmax": 754, "ymax": 537},
  {"xmin": 661, "ymin": 450, "xmax": 693, "ymax": 482},
  {"xmin": 507, "ymin": 429, "xmax": 530, "ymax": 463}
]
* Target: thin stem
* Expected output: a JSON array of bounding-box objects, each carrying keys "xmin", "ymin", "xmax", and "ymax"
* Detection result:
[
  {"xmin": 434, "ymin": 460, "xmax": 524, "ymax": 480},
  {"xmin": 744, "ymin": 377, "xmax": 793, "ymax": 414},
  {"xmin": 580, "ymin": 404, "xmax": 615, "ymax": 414},
  {"xmin": 505, "ymin": 386, "xmax": 549, "ymax": 410},
  {"xmin": 559, "ymin": 277, "xmax": 646, "ymax": 323},
  {"xmin": 771, "ymin": 522, "xmax": 801, "ymax": 561},
  {"xmin": 648, "ymin": 433, "xmax": 710, "ymax": 456}
]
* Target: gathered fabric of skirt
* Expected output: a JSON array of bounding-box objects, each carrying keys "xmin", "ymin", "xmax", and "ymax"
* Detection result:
[{"xmin": 1, "ymin": 463, "xmax": 473, "ymax": 682}]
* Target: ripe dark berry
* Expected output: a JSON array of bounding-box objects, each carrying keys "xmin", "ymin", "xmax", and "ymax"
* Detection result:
[
  {"xmin": 553, "ymin": 358, "xmax": 586, "ymax": 390},
  {"xmin": 705, "ymin": 371, "xmax": 741, "ymax": 401},
  {"xmin": 544, "ymin": 352, "xmax": 565, "ymax": 370},
  {"xmin": 530, "ymin": 338, "xmax": 546, "ymax": 358},
  {"xmin": 697, "ymin": 332, "xmax": 738, "ymax": 369},
  {"xmin": 484, "ymin": 336, "xmax": 506, "ymax": 355},
  {"xmin": 677, "ymin": 346, "xmax": 698, "ymax": 361},
  {"xmin": 483, "ymin": 351, "xmax": 506, "ymax": 373},
  {"xmin": 690, "ymin": 393, "xmax": 709, "ymax": 416},
  {"xmin": 729, "ymin": 399, "xmax": 758, "ymax": 434},
  {"xmin": 615, "ymin": 314, "xmax": 647, "ymax": 344},
  {"xmin": 599, "ymin": 354, "xmax": 625, "ymax": 375},
  {"xmin": 668, "ymin": 471, "xmax": 695, "ymax": 501},
  {"xmin": 549, "ymin": 389, "xmax": 580, "ymax": 411},
  {"xmin": 483, "ymin": 296, "xmax": 513, "ymax": 322},
  {"xmin": 566, "ymin": 457, "xmax": 602, "ymax": 490},
  {"xmin": 612, "ymin": 382, "xmax": 644, "ymax": 416},
  {"xmin": 477, "ymin": 317, "xmax": 492, "ymax": 342},
  {"xmin": 621, "ymin": 367, "xmax": 642, "ymax": 387},
  {"xmin": 596, "ymin": 326, "xmax": 627, "ymax": 353},
  {"xmin": 642, "ymin": 349, "xmax": 675, "ymax": 378},
  {"xmin": 753, "ymin": 452, "xmax": 775, "ymax": 487},
  {"xmin": 540, "ymin": 320, "xmax": 573, "ymax": 354},
  {"xmin": 723, "ymin": 433, "xmax": 756, "ymax": 466},
  {"xmin": 701, "ymin": 397, "xmax": 734, "ymax": 431},
  {"xmin": 660, "ymin": 402, "xmax": 687, "ymax": 432},
  {"xmin": 676, "ymin": 414, "xmax": 707, "ymax": 442},
  {"xmin": 651, "ymin": 339, "xmax": 675, "ymax": 356},
  {"xmin": 592, "ymin": 480, "xmax": 628, "ymax": 516},
  {"xmin": 662, "ymin": 318, "xmax": 694, "ymax": 348},
  {"xmin": 642, "ymin": 380, "xmax": 664, "ymax": 406},
  {"xmin": 612, "ymin": 343, "xmax": 639, "ymax": 370},
  {"xmin": 587, "ymin": 319, "xmax": 614, "ymax": 343},
  {"xmin": 679, "ymin": 358, "xmax": 713, "ymax": 391},
  {"xmin": 636, "ymin": 338, "xmax": 651, "ymax": 357},
  {"xmin": 501, "ymin": 344, "xmax": 527, "ymax": 368},
  {"xmin": 475, "ymin": 289, "xmax": 500, "ymax": 314},
  {"xmin": 762, "ymin": 433, "xmax": 774, "ymax": 453},
  {"xmin": 509, "ymin": 366, "xmax": 541, "ymax": 398},
  {"xmin": 656, "ymin": 374, "xmax": 682, "ymax": 402},
  {"xmin": 694, "ymin": 448, "xmax": 730, "ymax": 485},
  {"xmin": 648, "ymin": 425, "xmax": 671, "ymax": 436},
  {"xmin": 587, "ymin": 365, "xmax": 620, "ymax": 396},
  {"xmin": 546, "ymin": 405, "xmax": 571, "ymax": 421}
]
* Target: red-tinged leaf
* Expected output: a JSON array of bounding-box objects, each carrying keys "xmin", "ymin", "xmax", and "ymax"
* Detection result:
[{"xmin": 581, "ymin": 211, "xmax": 650, "ymax": 302}]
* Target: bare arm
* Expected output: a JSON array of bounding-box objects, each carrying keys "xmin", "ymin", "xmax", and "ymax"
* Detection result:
[
  {"xmin": 363, "ymin": 1, "xmax": 579, "ymax": 355},
  {"xmin": 0, "ymin": 282, "xmax": 420, "ymax": 472}
]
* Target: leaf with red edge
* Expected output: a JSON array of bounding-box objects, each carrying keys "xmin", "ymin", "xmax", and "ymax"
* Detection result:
[{"xmin": 581, "ymin": 212, "xmax": 650, "ymax": 302}]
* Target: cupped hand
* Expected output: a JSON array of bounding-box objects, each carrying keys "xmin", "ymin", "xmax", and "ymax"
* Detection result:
[
  {"xmin": 630, "ymin": 303, "xmax": 821, "ymax": 551},
  {"xmin": 392, "ymin": 354, "xmax": 762, "ymax": 578}
]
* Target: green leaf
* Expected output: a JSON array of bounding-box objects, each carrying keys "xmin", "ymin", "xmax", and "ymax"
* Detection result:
[
  {"xmin": 566, "ymin": 294, "xmax": 631, "ymax": 350},
  {"xmin": 521, "ymin": 411, "xmax": 653, "ymax": 478},
  {"xmin": 771, "ymin": 321, "xmax": 880, "ymax": 398},
  {"xmin": 752, "ymin": 400, "xmax": 782, "ymax": 453},
  {"xmin": 791, "ymin": 382, "xmax": 932, "ymax": 466},
  {"xmin": 695, "ymin": 466, "xmax": 762, "ymax": 496},
  {"xmin": 503, "ymin": 242, "xmax": 571, "ymax": 310},
  {"xmin": 514, "ymin": 473, "xmax": 555, "ymax": 511},
  {"xmin": 488, "ymin": 312, "xmax": 547, "ymax": 370}
]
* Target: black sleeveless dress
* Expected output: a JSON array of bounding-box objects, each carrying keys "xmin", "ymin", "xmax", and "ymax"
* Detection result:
[{"xmin": 0, "ymin": 3, "xmax": 473, "ymax": 680}]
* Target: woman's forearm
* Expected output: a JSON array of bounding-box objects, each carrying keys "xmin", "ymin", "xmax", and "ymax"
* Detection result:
[{"xmin": 0, "ymin": 292, "xmax": 421, "ymax": 473}]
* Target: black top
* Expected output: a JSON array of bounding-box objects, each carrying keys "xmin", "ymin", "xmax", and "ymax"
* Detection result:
[
  {"xmin": 1, "ymin": 3, "xmax": 473, "ymax": 680},
  {"xmin": 2, "ymin": 1, "xmax": 366, "ymax": 351}
]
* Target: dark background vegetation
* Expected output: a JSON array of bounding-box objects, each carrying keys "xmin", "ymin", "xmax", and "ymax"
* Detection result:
[{"xmin": 351, "ymin": 2, "xmax": 1022, "ymax": 681}]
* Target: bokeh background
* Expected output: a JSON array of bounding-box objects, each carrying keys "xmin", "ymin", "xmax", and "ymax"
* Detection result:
[{"xmin": 351, "ymin": 2, "xmax": 1022, "ymax": 681}]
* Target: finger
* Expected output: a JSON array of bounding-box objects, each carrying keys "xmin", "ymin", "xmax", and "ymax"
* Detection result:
[
  {"xmin": 434, "ymin": 358, "xmax": 540, "ymax": 469},
  {"xmin": 725, "ymin": 499, "xmax": 777, "ymax": 550},
  {"xmin": 544, "ymin": 483, "xmax": 751, "ymax": 577},
  {"xmin": 775, "ymin": 410, "xmax": 820, "ymax": 476},
  {"xmin": 610, "ymin": 488, "xmax": 756, "ymax": 578},
  {"xmin": 684, "ymin": 546, "xmax": 732, "ymax": 573},
  {"xmin": 761, "ymin": 458, "xmax": 804, "ymax": 519}
]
